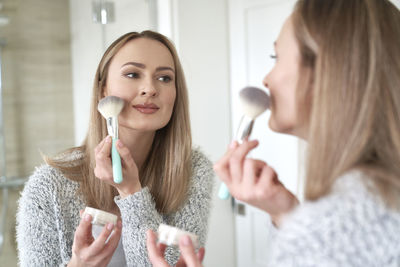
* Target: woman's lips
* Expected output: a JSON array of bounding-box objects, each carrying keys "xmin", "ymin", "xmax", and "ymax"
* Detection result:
[{"xmin": 133, "ymin": 104, "xmax": 159, "ymax": 114}]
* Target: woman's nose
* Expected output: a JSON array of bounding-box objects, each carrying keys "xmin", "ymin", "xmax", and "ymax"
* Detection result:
[{"xmin": 140, "ymin": 81, "xmax": 157, "ymax": 97}]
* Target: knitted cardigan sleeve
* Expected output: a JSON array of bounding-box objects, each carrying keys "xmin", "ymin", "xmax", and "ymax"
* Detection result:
[
  {"xmin": 16, "ymin": 165, "xmax": 69, "ymax": 267},
  {"xmin": 114, "ymin": 148, "xmax": 215, "ymax": 266}
]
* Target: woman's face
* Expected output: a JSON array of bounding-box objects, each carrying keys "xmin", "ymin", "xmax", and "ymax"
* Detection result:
[
  {"xmin": 104, "ymin": 37, "xmax": 176, "ymax": 132},
  {"xmin": 263, "ymin": 16, "xmax": 307, "ymax": 138}
]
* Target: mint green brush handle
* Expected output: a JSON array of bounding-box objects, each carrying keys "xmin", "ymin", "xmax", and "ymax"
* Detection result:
[
  {"xmin": 112, "ymin": 137, "xmax": 123, "ymax": 184},
  {"xmin": 218, "ymin": 182, "xmax": 231, "ymax": 199}
]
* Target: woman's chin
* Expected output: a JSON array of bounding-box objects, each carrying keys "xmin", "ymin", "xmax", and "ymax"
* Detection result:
[
  {"xmin": 268, "ymin": 118, "xmax": 282, "ymax": 133},
  {"xmin": 269, "ymin": 119, "xmax": 307, "ymax": 139},
  {"xmin": 268, "ymin": 118, "xmax": 292, "ymax": 135},
  {"xmin": 120, "ymin": 122, "xmax": 168, "ymax": 133}
]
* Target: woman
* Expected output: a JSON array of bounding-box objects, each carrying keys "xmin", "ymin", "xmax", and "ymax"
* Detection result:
[
  {"xmin": 16, "ymin": 31, "xmax": 214, "ymax": 266},
  {"xmin": 148, "ymin": 0, "xmax": 400, "ymax": 266}
]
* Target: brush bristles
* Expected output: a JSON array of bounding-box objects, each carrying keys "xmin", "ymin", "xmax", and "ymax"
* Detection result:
[
  {"xmin": 97, "ymin": 96, "xmax": 125, "ymax": 118},
  {"xmin": 239, "ymin": 86, "xmax": 270, "ymax": 119}
]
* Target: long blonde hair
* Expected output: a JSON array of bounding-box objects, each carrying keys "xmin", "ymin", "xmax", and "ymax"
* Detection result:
[
  {"xmin": 46, "ymin": 31, "xmax": 192, "ymax": 213},
  {"xmin": 293, "ymin": 0, "xmax": 400, "ymax": 207}
]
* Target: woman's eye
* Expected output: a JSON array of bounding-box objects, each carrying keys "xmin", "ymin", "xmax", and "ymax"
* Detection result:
[
  {"xmin": 125, "ymin": 72, "xmax": 139, "ymax": 78},
  {"xmin": 158, "ymin": 75, "xmax": 172, "ymax": 83}
]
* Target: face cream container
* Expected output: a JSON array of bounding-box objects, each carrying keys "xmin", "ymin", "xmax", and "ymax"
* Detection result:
[
  {"xmin": 157, "ymin": 224, "xmax": 199, "ymax": 248},
  {"xmin": 83, "ymin": 207, "xmax": 117, "ymax": 226}
]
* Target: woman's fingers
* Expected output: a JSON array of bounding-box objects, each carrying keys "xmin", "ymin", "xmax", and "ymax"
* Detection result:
[
  {"xmin": 240, "ymin": 158, "xmax": 267, "ymax": 200},
  {"xmin": 243, "ymin": 159, "xmax": 266, "ymax": 180},
  {"xmin": 114, "ymin": 139, "xmax": 142, "ymax": 196},
  {"xmin": 115, "ymin": 140, "xmax": 136, "ymax": 169},
  {"xmin": 88, "ymin": 223, "xmax": 116, "ymax": 255},
  {"xmin": 157, "ymin": 243, "xmax": 167, "ymax": 258},
  {"xmin": 229, "ymin": 140, "xmax": 259, "ymax": 183},
  {"xmin": 196, "ymin": 247, "xmax": 205, "ymax": 262},
  {"xmin": 94, "ymin": 136, "xmax": 109, "ymax": 154},
  {"xmin": 102, "ymin": 220, "xmax": 123, "ymax": 256},
  {"xmin": 74, "ymin": 214, "xmax": 94, "ymax": 249},
  {"xmin": 178, "ymin": 235, "xmax": 202, "ymax": 267},
  {"xmin": 72, "ymin": 218, "xmax": 122, "ymax": 266},
  {"xmin": 258, "ymin": 164, "xmax": 276, "ymax": 187},
  {"xmin": 97, "ymin": 136, "xmax": 112, "ymax": 160},
  {"xmin": 146, "ymin": 230, "xmax": 169, "ymax": 267},
  {"xmin": 146, "ymin": 230, "xmax": 204, "ymax": 267},
  {"xmin": 214, "ymin": 140, "xmax": 259, "ymax": 196},
  {"xmin": 94, "ymin": 136, "xmax": 113, "ymax": 180}
]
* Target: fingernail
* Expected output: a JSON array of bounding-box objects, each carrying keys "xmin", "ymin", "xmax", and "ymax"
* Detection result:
[
  {"xmin": 107, "ymin": 223, "xmax": 114, "ymax": 230},
  {"xmin": 106, "ymin": 136, "xmax": 112, "ymax": 143},
  {"xmin": 182, "ymin": 235, "xmax": 191, "ymax": 246},
  {"xmin": 84, "ymin": 214, "xmax": 91, "ymax": 222}
]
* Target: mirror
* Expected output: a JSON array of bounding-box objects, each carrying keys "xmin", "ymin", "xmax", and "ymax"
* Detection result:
[{"xmin": 0, "ymin": 0, "xmax": 156, "ymax": 264}]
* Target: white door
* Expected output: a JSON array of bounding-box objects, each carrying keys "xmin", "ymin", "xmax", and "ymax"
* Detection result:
[{"xmin": 228, "ymin": 0, "xmax": 300, "ymax": 266}]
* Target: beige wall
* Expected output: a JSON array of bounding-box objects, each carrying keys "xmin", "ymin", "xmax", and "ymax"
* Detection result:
[{"xmin": 0, "ymin": 0, "xmax": 74, "ymax": 265}]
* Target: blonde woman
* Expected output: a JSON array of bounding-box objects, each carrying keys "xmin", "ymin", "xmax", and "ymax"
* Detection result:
[
  {"xmin": 149, "ymin": 0, "xmax": 400, "ymax": 266},
  {"xmin": 16, "ymin": 31, "xmax": 214, "ymax": 266}
]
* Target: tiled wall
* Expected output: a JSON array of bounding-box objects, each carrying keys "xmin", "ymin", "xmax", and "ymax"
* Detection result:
[{"xmin": 0, "ymin": 0, "xmax": 74, "ymax": 265}]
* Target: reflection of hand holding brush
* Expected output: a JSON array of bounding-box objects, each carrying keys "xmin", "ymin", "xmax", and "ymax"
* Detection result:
[
  {"xmin": 218, "ymin": 87, "xmax": 270, "ymax": 200},
  {"xmin": 97, "ymin": 96, "xmax": 125, "ymax": 184}
]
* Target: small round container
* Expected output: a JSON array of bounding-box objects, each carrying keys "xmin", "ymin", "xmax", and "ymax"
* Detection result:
[
  {"xmin": 83, "ymin": 207, "xmax": 117, "ymax": 226},
  {"xmin": 157, "ymin": 224, "xmax": 199, "ymax": 248}
]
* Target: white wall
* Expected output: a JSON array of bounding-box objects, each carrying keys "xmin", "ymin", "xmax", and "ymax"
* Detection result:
[
  {"xmin": 392, "ymin": 0, "xmax": 400, "ymax": 9},
  {"xmin": 170, "ymin": 1, "xmax": 235, "ymax": 266},
  {"xmin": 70, "ymin": 0, "xmax": 235, "ymax": 266},
  {"xmin": 69, "ymin": 0, "xmax": 153, "ymax": 145}
]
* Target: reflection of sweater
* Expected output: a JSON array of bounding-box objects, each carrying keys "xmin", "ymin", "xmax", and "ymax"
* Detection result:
[
  {"xmin": 16, "ymin": 148, "xmax": 214, "ymax": 267},
  {"xmin": 269, "ymin": 170, "xmax": 400, "ymax": 267}
]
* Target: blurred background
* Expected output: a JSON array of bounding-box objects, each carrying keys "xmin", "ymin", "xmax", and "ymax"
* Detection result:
[
  {"xmin": 1, "ymin": 0, "xmax": 399, "ymax": 266},
  {"xmin": 0, "ymin": 0, "xmax": 74, "ymax": 265}
]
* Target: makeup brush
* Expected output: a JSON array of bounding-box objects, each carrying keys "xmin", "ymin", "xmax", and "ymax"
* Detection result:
[
  {"xmin": 218, "ymin": 86, "xmax": 270, "ymax": 200},
  {"xmin": 97, "ymin": 96, "xmax": 125, "ymax": 184}
]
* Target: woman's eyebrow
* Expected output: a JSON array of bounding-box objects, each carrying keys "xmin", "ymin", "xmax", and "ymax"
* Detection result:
[
  {"xmin": 121, "ymin": 62, "xmax": 174, "ymax": 72},
  {"xmin": 156, "ymin": 66, "xmax": 175, "ymax": 72},
  {"xmin": 121, "ymin": 61, "xmax": 145, "ymax": 68}
]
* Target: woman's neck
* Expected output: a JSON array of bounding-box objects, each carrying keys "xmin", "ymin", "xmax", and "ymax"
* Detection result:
[{"xmin": 118, "ymin": 127, "xmax": 155, "ymax": 170}]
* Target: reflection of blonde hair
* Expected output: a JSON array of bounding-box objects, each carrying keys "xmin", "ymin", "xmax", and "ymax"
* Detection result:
[
  {"xmin": 46, "ymin": 31, "xmax": 192, "ymax": 213},
  {"xmin": 293, "ymin": 0, "xmax": 400, "ymax": 207}
]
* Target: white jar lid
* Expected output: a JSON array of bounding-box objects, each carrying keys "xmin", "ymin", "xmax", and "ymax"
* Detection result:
[
  {"xmin": 157, "ymin": 224, "xmax": 199, "ymax": 248},
  {"xmin": 83, "ymin": 207, "xmax": 118, "ymax": 226}
]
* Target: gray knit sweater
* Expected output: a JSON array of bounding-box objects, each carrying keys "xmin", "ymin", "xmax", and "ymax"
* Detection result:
[
  {"xmin": 269, "ymin": 170, "xmax": 400, "ymax": 267},
  {"xmin": 16, "ymin": 148, "xmax": 214, "ymax": 267}
]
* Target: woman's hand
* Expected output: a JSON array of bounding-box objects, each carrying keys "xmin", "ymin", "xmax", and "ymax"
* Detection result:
[
  {"xmin": 213, "ymin": 140, "xmax": 299, "ymax": 226},
  {"xmin": 94, "ymin": 136, "xmax": 141, "ymax": 198},
  {"xmin": 68, "ymin": 213, "xmax": 122, "ymax": 267},
  {"xmin": 146, "ymin": 230, "xmax": 205, "ymax": 267}
]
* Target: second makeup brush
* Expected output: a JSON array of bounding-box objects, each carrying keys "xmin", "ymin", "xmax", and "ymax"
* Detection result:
[{"xmin": 218, "ymin": 86, "xmax": 270, "ymax": 200}]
